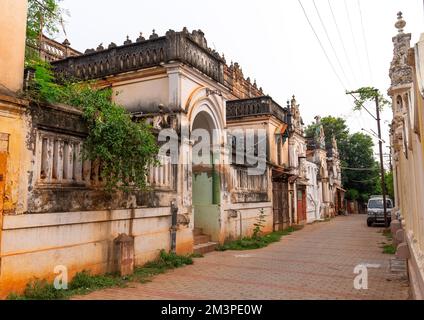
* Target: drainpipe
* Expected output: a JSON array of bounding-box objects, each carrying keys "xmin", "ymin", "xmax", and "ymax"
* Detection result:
[{"xmin": 170, "ymin": 201, "xmax": 178, "ymax": 253}]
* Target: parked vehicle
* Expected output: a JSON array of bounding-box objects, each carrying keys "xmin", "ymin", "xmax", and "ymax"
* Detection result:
[{"xmin": 367, "ymin": 196, "xmax": 393, "ymax": 227}]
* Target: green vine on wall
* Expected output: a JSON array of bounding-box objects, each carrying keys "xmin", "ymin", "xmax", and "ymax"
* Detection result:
[{"xmin": 27, "ymin": 60, "xmax": 159, "ymax": 192}]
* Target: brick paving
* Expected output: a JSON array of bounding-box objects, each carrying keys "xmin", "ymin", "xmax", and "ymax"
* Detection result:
[{"xmin": 73, "ymin": 215, "xmax": 409, "ymax": 300}]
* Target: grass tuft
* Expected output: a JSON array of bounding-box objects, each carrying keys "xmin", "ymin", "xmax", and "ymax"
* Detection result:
[
  {"xmin": 216, "ymin": 226, "xmax": 302, "ymax": 251},
  {"xmin": 382, "ymin": 244, "xmax": 396, "ymax": 255}
]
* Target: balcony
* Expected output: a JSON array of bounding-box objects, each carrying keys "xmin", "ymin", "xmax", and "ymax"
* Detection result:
[{"xmin": 226, "ymin": 96, "xmax": 288, "ymax": 124}]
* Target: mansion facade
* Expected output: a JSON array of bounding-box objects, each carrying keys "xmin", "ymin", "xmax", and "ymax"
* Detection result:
[{"xmin": 0, "ymin": 0, "xmax": 344, "ymax": 297}]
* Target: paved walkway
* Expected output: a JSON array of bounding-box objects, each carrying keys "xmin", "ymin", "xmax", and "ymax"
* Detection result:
[{"xmin": 74, "ymin": 215, "xmax": 409, "ymax": 300}]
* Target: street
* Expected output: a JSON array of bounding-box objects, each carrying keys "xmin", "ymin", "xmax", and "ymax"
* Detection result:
[{"xmin": 74, "ymin": 215, "xmax": 409, "ymax": 300}]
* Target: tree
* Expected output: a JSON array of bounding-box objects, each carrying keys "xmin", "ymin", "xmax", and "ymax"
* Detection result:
[
  {"xmin": 343, "ymin": 133, "xmax": 380, "ymax": 201},
  {"xmin": 26, "ymin": 0, "xmax": 67, "ymax": 61},
  {"xmin": 26, "ymin": 0, "xmax": 65, "ymax": 45},
  {"xmin": 347, "ymin": 87, "xmax": 390, "ymax": 111},
  {"xmin": 373, "ymin": 171, "xmax": 395, "ymax": 201}
]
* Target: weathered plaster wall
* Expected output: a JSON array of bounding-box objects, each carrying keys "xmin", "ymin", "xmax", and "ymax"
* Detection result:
[
  {"xmin": 0, "ymin": 95, "xmax": 31, "ymax": 215},
  {"xmin": 0, "ymin": 207, "xmax": 193, "ymax": 298},
  {"xmin": 223, "ymin": 203, "xmax": 273, "ymax": 241},
  {"xmin": 112, "ymin": 73, "xmax": 169, "ymax": 113}
]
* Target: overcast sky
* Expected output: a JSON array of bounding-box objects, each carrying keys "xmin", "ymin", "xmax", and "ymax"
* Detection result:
[{"xmin": 58, "ymin": 0, "xmax": 424, "ymax": 162}]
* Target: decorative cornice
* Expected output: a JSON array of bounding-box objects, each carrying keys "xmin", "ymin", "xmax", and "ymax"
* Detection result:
[{"xmin": 52, "ymin": 29, "xmax": 225, "ymax": 85}]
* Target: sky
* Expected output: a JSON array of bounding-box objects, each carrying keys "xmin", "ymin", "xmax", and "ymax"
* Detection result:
[{"xmin": 57, "ymin": 0, "xmax": 424, "ymax": 165}]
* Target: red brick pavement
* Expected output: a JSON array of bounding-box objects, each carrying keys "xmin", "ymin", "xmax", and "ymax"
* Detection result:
[{"xmin": 73, "ymin": 215, "xmax": 409, "ymax": 300}]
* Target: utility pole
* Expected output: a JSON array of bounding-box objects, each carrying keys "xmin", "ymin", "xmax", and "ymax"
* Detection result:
[
  {"xmin": 346, "ymin": 89, "xmax": 389, "ymax": 228},
  {"xmin": 375, "ymin": 94, "xmax": 389, "ymax": 228}
]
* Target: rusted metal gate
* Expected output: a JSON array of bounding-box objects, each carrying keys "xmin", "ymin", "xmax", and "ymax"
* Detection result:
[{"xmin": 272, "ymin": 177, "xmax": 289, "ymax": 231}]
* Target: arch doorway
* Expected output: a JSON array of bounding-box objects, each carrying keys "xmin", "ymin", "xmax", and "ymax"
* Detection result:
[{"xmin": 191, "ymin": 110, "xmax": 221, "ymax": 243}]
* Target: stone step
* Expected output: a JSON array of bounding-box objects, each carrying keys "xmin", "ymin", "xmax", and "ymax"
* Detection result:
[
  {"xmin": 193, "ymin": 242, "xmax": 218, "ymax": 255},
  {"xmin": 194, "ymin": 234, "xmax": 211, "ymax": 245},
  {"xmin": 193, "ymin": 228, "xmax": 203, "ymax": 236}
]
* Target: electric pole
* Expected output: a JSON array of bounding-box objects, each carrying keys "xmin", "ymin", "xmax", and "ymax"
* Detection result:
[
  {"xmin": 346, "ymin": 89, "xmax": 389, "ymax": 228},
  {"xmin": 375, "ymin": 94, "xmax": 389, "ymax": 228}
]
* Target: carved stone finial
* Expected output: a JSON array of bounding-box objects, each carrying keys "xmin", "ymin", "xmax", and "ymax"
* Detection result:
[
  {"xmin": 84, "ymin": 48, "xmax": 95, "ymax": 54},
  {"xmin": 150, "ymin": 29, "xmax": 159, "ymax": 39},
  {"xmin": 96, "ymin": 43, "xmax": 104, "ymax": 51},
  {"xmin": 253, "ymin": 79, "xmax": 257, "ymax": 88},
  {"xmin": 136, "ymin": 32, "xmax": 145, "ymax": 42},
  {"xmin": 291, "ymin": 95, "xmax": 297, "ymax": 107},
  {"xmin": 395, "ymin": 11, "xmax": 406, "ymax": 33},
  {"xmin": 108, "ymin": 42, "xmax": 117, "ymax": 49},
  {"xmin": 124, "ymin": 36, "xmax": 132, "ymax": 45},
  {"xmin": 62, "ymin": 39, "xmax": 70, "ymax": 46}
]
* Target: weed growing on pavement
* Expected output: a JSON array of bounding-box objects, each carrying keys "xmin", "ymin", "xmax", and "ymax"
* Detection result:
[
  {"xmin": 7, "ymin": 250, "xmax": 201, "ymax": 299},
  {"xmin": 216, "ymin": 226, "xmax": 302, "ymax": 251},
  {"xmin": 382, "ymin": 228, "xmax": 393, "ymax": 240},
  {"xmin": 7, "ymin": 271, "xmax": 126, "ymax": 300},
  {"xmin": 378, "ymin": 229, "xmax": 396, "ymax": 254},
  {"xmin": 129, "ymin": 250, "xmax": 196, "ymax": 284},
  {"xmin": 382, "ymin": 244, "xmax": 396, "ymax": 255}
]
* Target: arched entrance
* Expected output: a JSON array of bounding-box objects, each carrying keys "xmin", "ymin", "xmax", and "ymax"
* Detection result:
[{"xmin": 191, "ymin": 108, "xmax": 222, "ymax": 243}]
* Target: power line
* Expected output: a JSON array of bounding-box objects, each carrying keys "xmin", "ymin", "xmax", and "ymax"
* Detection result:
[
  {"xmin": 298, "ymin": 0, "xmax": 347, "ymax": 90},
  {"xmin": 344, "ymin": 0, "xmax": 364, "ymax": 84},
  {"xmin": 327, "ymin": 0, "xmax": 358, "ymax": 85},
  {"xmin": 342, "ymin": 167, "xmax": 379, "ymax": 171},
  {"xmin": 357, "ymin": 0, "xmax": 373, "ymax": 83},
  {"xmin": 312, "ymin": 0, "xmax": 351, "ymax": 88}
]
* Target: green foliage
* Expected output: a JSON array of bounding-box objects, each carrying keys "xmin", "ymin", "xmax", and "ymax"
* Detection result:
[
  {"xmin": 26, "ymin": 0, "xmax": 66, "ymax": 47},
  {"xmin": 346, "ymin": 189, "xmax": 360, "ymax": 201},
  {"xmin": 217, "ymin": 226, "xmax": 301, "ymax": 251},
  {"xmin": 7, "ymin": 271, "xmax": 125, "ymax": 300},
  {"xmin": 347, "ymin": 87, "xmax": 390, "ymax": 111},
  {"xmin": 26, "ymin": 60, "xmax": 159, "ymax": 192},
  {"xmin": 252, "ymin": 208, "xmax": 267, "ymax": 239},
  {"xmin": 305, "ymin": 116, "xmax": 349, "ymax": 159},
  {"xmin": 382, "ymin": 244, "xmax": 396, "ymax": 255},
  {"xmin": 69, "ymin": 271, "xmax": 126, "ymax": 292},
  {"xmin": 8, "ymin": 279, "xmax": 67, "ymax": 300},
  {"xmin": 374, "ymin": 171, "xmax": 395, "ymax": 201},
  {"xmin": 130, "ymin": 250, "xmax": 194, "ymax": 283},
  {"xmin": 343, "ymin": 133, "xmax": 380, "ymax": 202}
]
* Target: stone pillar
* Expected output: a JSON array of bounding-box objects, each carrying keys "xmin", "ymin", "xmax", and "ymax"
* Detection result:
[
  {"xmin": 114, "ymin": 233, "xmax": 135, "ymax": 276},
  {"xmin": 0, "ymin": 0, "xmax": 28, "ymax": 93}
]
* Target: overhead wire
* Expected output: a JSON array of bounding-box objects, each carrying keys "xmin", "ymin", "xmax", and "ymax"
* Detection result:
[
  {"xmin": 344, "ymin": 0, "xmax": 364, "ymax": 85},
  {"xmin": 312, "ymin": 0, "xmax": 352, "ymax": 88},
  {"xmin": 327, "ymin": 0, "xmax": 358, "ymax": 86},
  {"xmin": 298, "ymin": 0, "xmax": 347, "ymax": 91},
  {"xmin": 357, "ymin": 0, "xmax": 374, "ymax": 83}
]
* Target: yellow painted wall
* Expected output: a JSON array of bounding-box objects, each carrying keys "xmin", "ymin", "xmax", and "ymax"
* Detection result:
[
  {"xmin": 0, "ymin": 0, "xmax": 28, "ymax": 93},
  {"xmin": 0, "ymin": 96, "xmax": 30, "ymax": 215}
]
